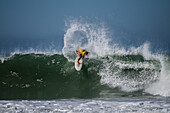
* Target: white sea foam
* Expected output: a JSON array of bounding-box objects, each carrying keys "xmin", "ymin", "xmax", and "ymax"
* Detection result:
[
  {"xmin": 145, "ymin": 56, "xmax": 170, "ymax": 97},
  {"xmin": 0, "ymin": 100, "xmax": 169, "ymax": 113},
  {"xmin": 99, "ymin": 43, "xmax": 162, "ymax": 92}
]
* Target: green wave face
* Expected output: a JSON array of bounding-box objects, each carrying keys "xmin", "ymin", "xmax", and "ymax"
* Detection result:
[{"xmin": 0, "ymin": 54, "xmax": 162, "ymax": 99}]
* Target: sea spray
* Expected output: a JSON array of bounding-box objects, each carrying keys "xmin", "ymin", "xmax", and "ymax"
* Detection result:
[{"xmin": 62, "ymin": 18, "xmax": 112, "ymax": 61}]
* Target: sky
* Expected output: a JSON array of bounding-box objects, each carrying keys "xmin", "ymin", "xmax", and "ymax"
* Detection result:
[{"xmin": 0, "ymin": 0, "xmax": 170, "ymax": 53}]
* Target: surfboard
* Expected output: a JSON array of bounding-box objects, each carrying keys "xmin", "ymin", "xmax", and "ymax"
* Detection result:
[{"xmin": 75, "ymin": 56, "xmax": 83, "ymax": 71}]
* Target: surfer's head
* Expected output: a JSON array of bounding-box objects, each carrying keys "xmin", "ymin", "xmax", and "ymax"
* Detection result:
[{"xmin": 85, "ymin": 51, "xmax": 89, "ymax": 55}]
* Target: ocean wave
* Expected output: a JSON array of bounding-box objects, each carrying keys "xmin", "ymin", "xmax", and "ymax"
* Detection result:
[
  {"xmin": 0, "ymin": 53, "xmax": 166, "ymax": 99},
  {"xmin": 0, "ymin": 18, "xmax": 170, "ymax": 99}
]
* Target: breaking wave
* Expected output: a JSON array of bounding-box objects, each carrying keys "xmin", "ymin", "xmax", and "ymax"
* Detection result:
[{"xmin": 0, "ymin": 18, "xmax": 170, "ymax": 99}]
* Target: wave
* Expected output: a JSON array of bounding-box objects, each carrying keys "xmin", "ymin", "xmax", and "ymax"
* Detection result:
[
  {"xmin": 62, "ymin": 18, "xmax": 170, "ymax": 97},
  {"xmin": 0, "ymin": 52, "xmax": 168, "ymax": 99},
  {"xmin": 0, "ymin": 53, "xmax": 102, "ymax": 99},
  {"xmin": 0, "ymin": 18, "xmax": 170, "ymax": 99}
]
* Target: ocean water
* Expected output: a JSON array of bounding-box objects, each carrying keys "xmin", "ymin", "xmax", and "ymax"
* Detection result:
[{"xmin": 0, "ymin": 19, "xmax": 170, "ymax": 112}]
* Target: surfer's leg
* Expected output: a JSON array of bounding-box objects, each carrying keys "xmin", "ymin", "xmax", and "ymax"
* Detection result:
[{"xmin": 77, "ymin": 55, "xmax": 82, "ymax": 64}]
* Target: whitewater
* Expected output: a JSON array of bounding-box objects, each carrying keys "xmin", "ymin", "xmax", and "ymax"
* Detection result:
[{"xmin": 0, "ymin": 18, "xmax": 170, "ymax": 112}]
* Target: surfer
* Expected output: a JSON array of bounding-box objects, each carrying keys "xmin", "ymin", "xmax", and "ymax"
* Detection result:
[{"xmin": 76, "ymin": 48, "xmax": 89, "ymax": 65}]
